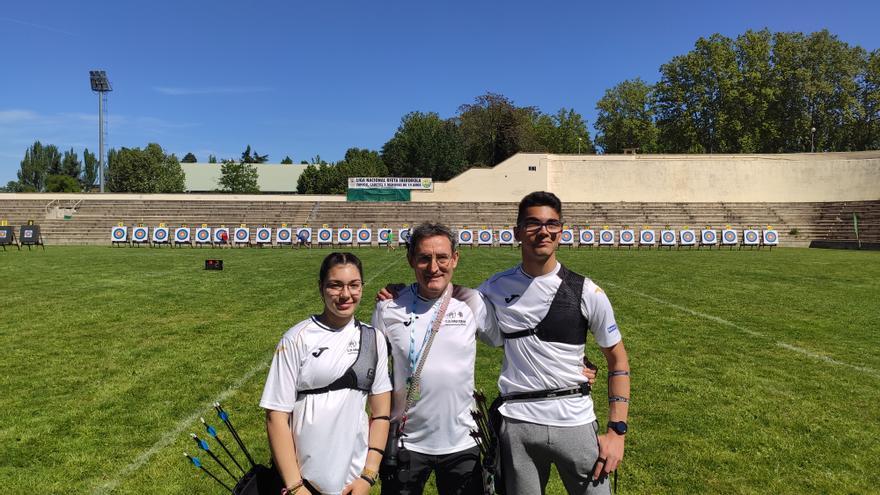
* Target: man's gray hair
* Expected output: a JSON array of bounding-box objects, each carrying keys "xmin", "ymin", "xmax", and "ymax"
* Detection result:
[{"xmin": 407, "ymin": 222, "xmax": 458, "ymax": 257}]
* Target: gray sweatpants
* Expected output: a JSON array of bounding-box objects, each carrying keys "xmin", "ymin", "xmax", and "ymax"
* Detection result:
[{"xmin": 500, "ymin": 418, "xmax": 610, "ymax": 495}]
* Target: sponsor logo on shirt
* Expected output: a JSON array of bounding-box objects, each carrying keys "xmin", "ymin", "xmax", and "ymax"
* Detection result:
[
  {"xmin": 607, "ymin": 324, "xmax": 618, "ymax": 334},
  {"xmin": 443, "ymin": 315, "xmax": 467, "ymax": 326},
  {"xmin": 311, "ymin": 347, "xmax": 329, "ymax": 358},
  {"xmin": 504, "ymin": 294, "xmax": 521, "ymax": 304},
  {"xmin": 346, "ymin": 339, "xmax": 359, "ymax": 354}
]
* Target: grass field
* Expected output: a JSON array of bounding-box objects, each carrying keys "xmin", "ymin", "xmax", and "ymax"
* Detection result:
[{"xmin": 1, "ymin": 246, "xmax": 879, "ymax": 495}]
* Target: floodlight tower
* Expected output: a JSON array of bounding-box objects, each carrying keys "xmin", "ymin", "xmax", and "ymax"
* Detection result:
[{"xmin": 89, "ymin": 70, "xmax": 112, "ymax": 192}]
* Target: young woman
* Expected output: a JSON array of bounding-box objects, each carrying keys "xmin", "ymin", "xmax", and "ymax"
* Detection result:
[{"xmin": 261, "ymin": 252, "xmax": 392, "ymax": 495}]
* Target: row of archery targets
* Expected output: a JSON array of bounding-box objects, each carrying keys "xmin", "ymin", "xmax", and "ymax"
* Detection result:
[{"xmin": 110, "ymin": 224, "xmax": 780, "ymax": 249}]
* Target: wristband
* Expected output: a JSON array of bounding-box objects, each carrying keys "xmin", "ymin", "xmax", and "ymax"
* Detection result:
[
  {"xmin": 281, "ymin": 480, "xmax": 303, "ymax": 494},
  {"xmin": 360, "ymin": 468, "xmax": 378, "ymax": 486},
  {"xmin": 609, "ymin": 370, "xmax": 630, "ymax": 377},
  {"xmin": 368, "ymin": 446, "xmax": 385, "ymax": 456},
  {"xmin": 608, "ymin": 395, "xmax": 630, "ymax": 403}
]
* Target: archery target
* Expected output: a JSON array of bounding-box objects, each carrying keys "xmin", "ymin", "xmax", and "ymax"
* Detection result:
[
  {"xmin": 174, "ymin": 227, "xmax": 191, "ymax": 243},
  {"xmin": 399, "ymin": 228, "xmax": 411, "ymax": 245},
  {"xmin": 213, "ymin": 228, "xmax": 230, "ymax": 243},
  {"xmin": 763, "ymin": 230, "xmax": 779, "ymax": 245},
  {"xmin": 722, "ymin": 229, "xmax": 738, "ymax": 245},
  {"xmin": 743, "ymin": 230, "xmax": 760, "ymax": 246},
  {"xmin": 153, "ymin": 227, "xmax": 169, "ymax": 243},
  {"xmin": 111, "ymin": 226, "xmax": 128, "ymax": 242},
  {"xmin": 357, "ymin": 228, "xmax": 372, "ymax": 244},
  {"xmin": 297, "ymin": 228, "xmax": 313, "ymax": 242},
  {"xmin": 277, "ymin": 227, "xmax": 292, "ymax": 244},
  {"xmin": 338, "ymin": 228, "xmax": 353, "ymax": 244},
  {"xmin": 255, "ymin": 227, "xmax": 272, "ymax": 244},
  {"xmin": 619, "ymin": 229, "xmax": 635, "ymax": 245},
  {"xmin": 318, "ymin": 228, "xmax": 333, "ymax": 244},
  {"xmin": 458, "ymin": 229, "xmax": 473, "ymax": 245},
  {"xmin": 701, "ymin": 230, "xmax": 717, "ymax": 245},
  {"xmin": 234, "ymin": 227, "xmax": 250, "ymax": 244},
  {"xmin": 640, "ymin": 230, "xmax": 656, "ymax": 245},
  {"xmin": 680, "ymin": 230, "xmax": 696, "ymax": 246},
  {"xmin": 661, "ymin": 230, "xmax": 677, "ymax": 246},
  {"xmin": 560, "ymin": 229, "xmax": 574, "ymax": 245},
  {"xmin": 378, "ymin": 228, "xmax": 391, "ymax": 244},
  {"xmin": 132, "ymin": 226, "xmax": 148, "ymax": 243},
  {"xmin": 20, "ymin": 225, "xmax": 40, "ymax": 244},
  {"xmin": 499, "ymin": 229, "xmax": 515, "ymax": 245},
  {"xmin": 478, "ymin": 229, "xmax": 493, "ymax": 245},
  {"xmin": 579, "ymin": 230, "xmax": 595, "ymax": 245},
  {"xmin": 599, "ymin": 229, "xmax": 615, "ymax": 245},
  {"xmin": 196, "ymin": 227, "xmax": 212, "ymax": 243}
]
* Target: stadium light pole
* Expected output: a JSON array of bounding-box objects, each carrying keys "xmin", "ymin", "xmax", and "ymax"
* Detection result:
[
  {"xmin": 810, "ymin": 127, "xmax": 816, "ymax": 153},
  {"xmin": 89, "ymin": 70, "xmax": 112, "ymax": 192}
]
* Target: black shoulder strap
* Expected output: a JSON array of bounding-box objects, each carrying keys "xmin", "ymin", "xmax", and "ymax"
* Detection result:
[
  {"xmin": 503, "ymin": 264, "xmax": 588, "ymax": 345},
  {"xmin": 299, "ymin": 320, "xmax": 378, "ymax": 396}
]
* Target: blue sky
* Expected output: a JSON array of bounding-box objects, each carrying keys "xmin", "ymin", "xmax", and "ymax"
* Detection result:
[{"xmin": 2, "ymin": 0, "xmax": 879, "ymax": 183}]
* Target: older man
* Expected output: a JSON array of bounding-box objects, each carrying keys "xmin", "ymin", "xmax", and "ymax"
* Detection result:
[{"xmin": 372, "ymin": 222, "xmax": 500, "ymax": 495}]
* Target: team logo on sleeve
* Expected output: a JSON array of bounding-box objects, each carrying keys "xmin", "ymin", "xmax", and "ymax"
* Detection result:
[
  {"xmin": 504, "ymin": 294, "xmax": 521, "ymax": 304},
  {"xmin": 311, "ymin": 347, "xmax": 329, "ymax": 358},
  {"xmin": 607, "ymin": 324, "xmax": 619, "ymax": 334}
]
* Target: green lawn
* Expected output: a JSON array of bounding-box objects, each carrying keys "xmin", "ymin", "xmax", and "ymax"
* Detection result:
[{"xmin": 1, "ymin": 246, "xmax": 878, "ymax": 494}]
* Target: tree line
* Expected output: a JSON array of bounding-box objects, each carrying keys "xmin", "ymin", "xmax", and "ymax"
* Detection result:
[{"xmin": 4, "ymin": 29, "xmax": 877, "ymax": 194}]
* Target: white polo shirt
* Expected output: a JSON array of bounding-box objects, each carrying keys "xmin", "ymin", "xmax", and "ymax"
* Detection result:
[
  {"xmin": 260, "ymin": 317, "xmax": 392, "ymax": 495},
  {"xmin": 479, "ymin": 262, "xmax": 622, "ymax": 427},
  {"xmin": 372, "ymin": 284, "xmax": 502, "ymax": 455}
]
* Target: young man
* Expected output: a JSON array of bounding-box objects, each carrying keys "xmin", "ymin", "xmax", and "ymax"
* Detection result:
[
  {"xmin": 371, "ymin": 222, "xmax": 501, "ymax": 495},
  {"xmin": 479, "ymin": 191, "xmax": 630, "ymax": 495}
]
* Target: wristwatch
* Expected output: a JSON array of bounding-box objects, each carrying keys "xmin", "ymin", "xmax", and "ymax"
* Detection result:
[{"xmin": 607, "ymin": 421, "xmax": 628, "ymax": 435}]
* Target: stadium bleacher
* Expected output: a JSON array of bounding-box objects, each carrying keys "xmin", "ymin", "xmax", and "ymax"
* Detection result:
[{"xmin": 1, "ymin": 197, "xmax": 877, "ymax": 247}]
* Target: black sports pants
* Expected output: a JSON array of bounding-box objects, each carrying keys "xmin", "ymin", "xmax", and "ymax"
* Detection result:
[{"xmin": 380, "ymin": 445, "xmax": 482, "ymax": 495}]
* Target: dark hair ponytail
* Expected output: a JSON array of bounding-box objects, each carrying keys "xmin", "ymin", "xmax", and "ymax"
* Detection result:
[{"xmin": 318, "ymin": 252, "xmax": 364, "ymax": 287}]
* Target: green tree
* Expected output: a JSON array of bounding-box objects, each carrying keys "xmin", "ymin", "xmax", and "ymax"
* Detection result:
[
  {"xmin": 208, "ymin": 154, "xmax": 218, "ymax": 163},
  {"xmin": 106, "ymin": 143, "xmax": 185, "ymax": 193},
  {"xmin": 241, "ymin": 145, "xmax": 269, "ymax": 164},
  {"xmin": 732, "ymin": 29, "xmax": 777, "ymax": 152},
  {"xmin": 45, "ymin": 174, "xmax": 81, "ymax": 192},
  {"xmin": 457, "ymin": 93, "xmax": 541, "ymax": 166},
  {"xmin": 81, "ymin": 148, "xmax": 98, "ymax": 190},
  {"xmin": 181, "ymin": 152, "xmax": 198, "ymax": 163},
  {"xmin": 595, "ymin": 79, "xmax": 658, "ymax": 153},
  {"xmin": 2, "ymin": 181, "xmax": 25, "ymax": 192},
  {"xmin": 61, "ymin": 148, "xmax": 81, "ymax": 179},
  {"xmin": 533, "ymin": 108, "xmax": 595, "ymax": 154},
  {"xmin": 381, "ymin": 111, "xmax": 467, "ymax": 180},
  {"xmin": 17, "ymin": 141, "xmax": 61, "ymax": 191},
  {"xmin": 218, "ymin": 159, "xmax": 260, "ymax": 193},
  {"xmin": 855, "ymin": 49, "xmax": 880, "ymax": 149},
  {"xmin": 296, "ymin": 164, "xmax": 320, "ymax": 194},
  {"xmin": 280, "ymin": 155, "xmax": 294, "ymax": 164}
]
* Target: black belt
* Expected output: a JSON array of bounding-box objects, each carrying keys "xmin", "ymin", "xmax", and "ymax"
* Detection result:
[
  {"xmin": 500, "ymin": 382, "xmax": 591, "ymax": 403},
  {"xmin": 503, "ymin": 327, "xmax": 538, "ymax": 339}
]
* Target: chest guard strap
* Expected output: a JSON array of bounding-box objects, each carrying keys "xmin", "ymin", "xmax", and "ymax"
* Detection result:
[
  {"xmin": 299, "ymin": 321, "xmax": 378, "ymax": 395},
  {"xmin": 502, "ymin": 265, "xmax": 588, "ymax": 345}
]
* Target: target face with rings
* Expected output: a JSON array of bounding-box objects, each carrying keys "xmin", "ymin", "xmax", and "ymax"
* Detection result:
[
  {"xmin": 298, "ymin": 229, "xmax": 312, "ymax": 240},
  {"xmin": 621, "ymin": 231, "xmax": 634, "ymax": 243},
  {"xmin": 641, "ymin": 231, "xmax": 655, "ymax": 243},
  {"xmin": 723, "ymin": 230, "xmax": 737, "ymax": 243},
  {"xmin": 764, "ymin": 231, "xmax": 778, "ymax": 244},
  {"xmin": 460, "ymin": 231, "xmax": 472, "ymax": 242},
  {"xmin": 561, "ymin": 231, "xmax": 573, "ymax": 242},
  {"xmin": 479, "ymin": 231, "xmax": 492, "ymax": 242},
  {"xmin": 358, "ymin": 230, "xmax": 370, "ymax": 241},
  {"xmin": 662, "ymin": 231, "xmax": 675, "ymax": 244},
  {"xmin": 176, "ymin": 229, "xmax": 189, "ymax": 241},
  {"xmin": 379, "ymin": 230, "xmax": 390, "ymax": 241},
  {"xmin": 682, "ymin": 231, "xmax": 695, "ymax": 243},
  {"xmin": 745, "ymin": 231, "xmax": 759, "ymax": 243},
  {"xmin": 702, "ymin": 230, "xmax": 716, "ymax": 243},
  {"xmin": 319, "ymin": 230, "xmax": 331, "ymax": 241},
  {"xmin": 133, "ymin": 228, "xmax": 147, "ymax": 241},
  {"xmin": 580, "ymin": 231, "xmax": 594, "ymax": 243},
  {"xmin": 401, "ymin": 229, "xmax": 411, "ymax": 241},
  {"xmin": 339, "ymin": 230, "xmax": 352, "ymax": 241},
  {"xmin": 600, "ymin": 231, "xmax": 613, "ymax": 243},
  {"xmin": 198, "ymin": 230, "xmax": 210, "ymax": 241},
  {"xmin": 155, "ymin": 229, "xmax": 168, "ymax": 240},
  {"xmin": 236, "ymin": 230, "xmax": 248, "ymax": 241},
  {"xmin": 112, "ymin": 228, "xmax": 126, "ymax": 240},
  {"xmin": 258, "ymin": 229, "xmax": 270, "ymax": 240},
  {"xmin": 500, "ymin": 231, "xmax": 513, "ymax": 242},
  {"xmin": 279, "ymin": 230, "xmax": 290, "ymax": 240}
]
